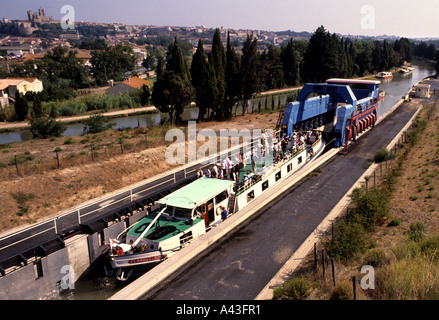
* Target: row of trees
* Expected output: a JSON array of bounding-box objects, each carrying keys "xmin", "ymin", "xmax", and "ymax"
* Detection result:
[
  {"xmin": 152, "ymin": 26, "xmax": 418, "ymax": 125},
  {"xmin": 6, "ymin": 25, "xmax": 435, "ymax": 126}
]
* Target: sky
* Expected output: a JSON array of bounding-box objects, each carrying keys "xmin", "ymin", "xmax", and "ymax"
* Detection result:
[{"xmin": 2, "ymin": 0, "xmax": 439, "ymax": 39}]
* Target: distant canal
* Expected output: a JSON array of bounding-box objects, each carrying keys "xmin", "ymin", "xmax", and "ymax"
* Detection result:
[
  {"xmin": 65, "ymin": 60, "xmax": 436, "ymax": 301},
  {"xmin": 0, "ymin": 60, "xmax": 434, "ymax": 145}
]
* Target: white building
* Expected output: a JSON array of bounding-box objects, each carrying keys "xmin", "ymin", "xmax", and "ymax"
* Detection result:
[
  {"xmin": 0, "ymin": 78, "xmax": 44, "ymax": 107},
  {"xmin": 414, "ymin": 83, "xmax": 431, "ymax": 98}
]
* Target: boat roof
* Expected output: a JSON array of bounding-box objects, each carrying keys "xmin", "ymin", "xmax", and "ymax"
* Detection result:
[
  {"xmin": 326, "ymin": 78, "xmax": 381, "ymax": 85},
  {"xmin": 157, "ymin": 177, "xmax": 234, "ymax": 209}
]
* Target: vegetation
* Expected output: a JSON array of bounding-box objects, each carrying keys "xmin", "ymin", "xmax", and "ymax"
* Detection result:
[
  {"xmin": 275, "ymin": 103, "xmax": 437, "ymax": 300},
  {"xmin": 273, "ymin": 276, "xmax": 312, "ymax": 300},
  {"xmin": 90, "ymin": 42, "xmax": 136, "ymax": 85},
  {"xmin": 82, "ymin": 114, "xmax": 115, "ymax": 134},
  {"xmin": 151, "ymin": 25, "xmax": 416, "ymax": 124},
  {"xmin": 152, "ymin": 38, "xmax": 193, "ymax": 125},
  {"xmin": 14, "ymin": 92, "xmax": 29, "ymax": 121},
  {"xmin": 29, "ymin": 117, "xmax": 66, "ymax": 139}
]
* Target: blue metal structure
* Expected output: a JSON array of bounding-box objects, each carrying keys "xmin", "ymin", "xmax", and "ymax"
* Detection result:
[{"xmin": 281, "ymin": 78, "xmax": 382, "ymax": 148}]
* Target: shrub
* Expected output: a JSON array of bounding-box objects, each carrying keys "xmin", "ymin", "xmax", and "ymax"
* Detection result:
[
  {"xmin": 29, "ymin": 117, "xmax": 66, "ymax": 139},
  {"xmin": 64, "ymin": 137, "xmax": 75, "ymax": 145},
  {"xmin": 408, "ymin": 222, "xmax": 425, "ymax": 242},
  {"xmin": 82, "ymin": 114, "xmax": 115, "ymax": 134},
  {"xmin": 388, "ymin": 217, "xmax": 401, "ymax": 226},
  {"xmin": 372, "ymin": 147, "xmax": 391, "ymax": 163},
  {"xmin": 324, "ymin": 219, "xmax": 368, "ymax": 261},
  {"xmin": 364, "ymin": 248, "xmax": 388, "ymax": 267},
  {"xmin": 350, "ymin": 187, "xmax": 390, "ymax": 231},
  {"xmin": 329, "ymin": 281, "xmax": 353, "ymax": 300},
  {"xmin": 273, "ymin": 276, "xmax": 312, "ymax": 300},
  {"xmin": 419, "ymin": 234, "xmax": 439, "ymax": 261}
]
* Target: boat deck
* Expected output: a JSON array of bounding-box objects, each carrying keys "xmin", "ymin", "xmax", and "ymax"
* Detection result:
[{"xmin": 127, "ymin": 215, "xmax": 204, "ymax": 242}]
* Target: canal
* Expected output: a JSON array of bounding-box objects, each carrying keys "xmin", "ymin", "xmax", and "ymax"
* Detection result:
[{"xmin": 63, "ymin": 60, "xmax": 436, "ymax": 300}]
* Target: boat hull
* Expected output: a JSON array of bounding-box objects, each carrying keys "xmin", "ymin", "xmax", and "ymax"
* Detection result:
[{"xmin": 109, "ymin": 250, "xmax": 170, "ymax": 269}]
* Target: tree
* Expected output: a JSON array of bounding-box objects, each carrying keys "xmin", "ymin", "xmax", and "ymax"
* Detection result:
[
  {"xmin": 371, "ymin": 41, "xmax": 383, "ymax": 73},
  {"xmin": 29, "ymin": 117, "xmax": 66, "ymax": 138},
  {"xmin": 281, "ymin": 39, "xmax": 300, "ymax": 87},
  {"xmin": 140, "ymin": 84, "xmax": 151, "ymax": 106},
  {"xmin": 225, "ymin": 32, "xmax": 241, "ymax": 118},
  {"xmin": 82, "ymin": 114, "xmax": 114, "ymax": 134},
  {"xmin": 90, "ymin": 42, "xmax": 136, "ymax": 85},
  {"xmin": 12, "ymin": 46, "xmax": 89, "ymax": 100},
  {"xmin": 209, "ymin": 28, "xmax": 226, "ymax": 120},
  {"xmin": 14, "ymin": 92, "xmax": 29, "ymax": 121},
  {"xmin": 303, "ymin": 26, "xmax": 329, "ymax": 82},
  {"xmin": 25, "ymin": 91, "xmax": 43, "ymax": 118},
  {"xmin": 394, "ymin": 38, "xmax": 413, "ymax": 63},
  {"xmin": 191, "ymin": 40, "xmax": 218, "ymax": 122},
  {"xmin": 239, "ymin": 34, "xmax": 259, "ymax": 115},
  {"xmin": 436, "ymin": 50, "xmax": 439, "ymax": 75},
  {"xmin": 152, "ymin": 38, "xmax": 193, "ymax": 125}
]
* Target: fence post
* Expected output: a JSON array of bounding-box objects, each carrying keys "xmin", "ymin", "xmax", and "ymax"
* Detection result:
[
  {"xmin": 352, "ymin": 276, "xmax": 357, "ymax": 300},
  {"xmin": 331, "ymin": 258, "xmax": 336, "ymax": 286},
  {"xmin": 322, "ymin": 250, "xmax": 326, "ymax": 278},
  {"xmin": 314, "ymin": 243, "xmax": 317, "ymax": 269},
  {"xmin": 15, "ymin": 155, "xmax": 19, "ymax": 174},
  {"xmin": 55, "ymin": 150, "xmax": 60, "ymax": 169}
]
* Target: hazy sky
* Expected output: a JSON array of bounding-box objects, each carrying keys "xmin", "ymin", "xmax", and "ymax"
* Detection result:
[{"xmin": 3, "ymin": 0, "xmax": 439, "ymax": 38}]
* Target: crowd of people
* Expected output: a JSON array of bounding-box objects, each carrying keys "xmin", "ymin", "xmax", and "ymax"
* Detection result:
[{"xmin": 196, "ymin": 130, "xmax": 319, "ymax": 189}]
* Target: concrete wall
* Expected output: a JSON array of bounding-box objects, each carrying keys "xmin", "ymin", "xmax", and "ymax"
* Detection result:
[{"xmin": 0, "ymin": 209, "xmax": 150, "ymax": 300}]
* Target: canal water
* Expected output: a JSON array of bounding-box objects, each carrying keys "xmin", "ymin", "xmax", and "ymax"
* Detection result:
[{"xmin": 51, "ymin": 60, "xmax": 439, "ymax": 299}]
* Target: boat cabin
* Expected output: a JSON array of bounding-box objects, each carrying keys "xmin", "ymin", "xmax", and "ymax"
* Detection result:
[
  {"xmin": 157, "ymin": 177, "xmax": 235, "ymax": 226},
  {"xmin": 123, "ymin": 177, "xmax": 235, "ymax": 252}
]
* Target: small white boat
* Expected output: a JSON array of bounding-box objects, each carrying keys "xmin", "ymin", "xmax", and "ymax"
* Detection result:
[{"xmin": 376, "ymin": 72, "xmax": 393, "ymax": 79}]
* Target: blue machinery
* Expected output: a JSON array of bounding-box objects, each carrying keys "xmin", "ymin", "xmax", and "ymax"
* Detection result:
[{"xmin": 281, "ymin": 78, "xmax": 383, "ymax": 149}]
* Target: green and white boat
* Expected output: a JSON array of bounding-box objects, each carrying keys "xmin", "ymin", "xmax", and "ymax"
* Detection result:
[{"xmin": 108, "ymin": 178, "xmax": 235, "ymax": 274}]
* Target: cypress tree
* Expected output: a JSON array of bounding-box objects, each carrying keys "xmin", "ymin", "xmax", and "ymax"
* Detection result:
[
  {"xmin": 14, "ymin": 92, "xmax": 29, "ymax": 121},
  {"xmin": 191, "ymin": 40, "xmax": 218, "ymax": 122},
  {"xmin": 436, "ymin": 50, "xmax": 439, "ymax": 75},
  {"xmin": 281, "ymin": 39, "xmax": 299, "ymax": 87},
  {"xmin": 209, "ymin": 28, "xmax": 226, "ymax": 120},
  {"xmin": 225, "ymin": 32, "xmax": 241, "ymax": 118},
  {"xmin": 240, "ymin": 33, "xmax": 259, "ymax": 116}
]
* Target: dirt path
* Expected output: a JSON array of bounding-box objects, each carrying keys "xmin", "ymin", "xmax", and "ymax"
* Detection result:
[{"xmin": 0, "ymin": 106, "xmax": 158, "ymax": 130}]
